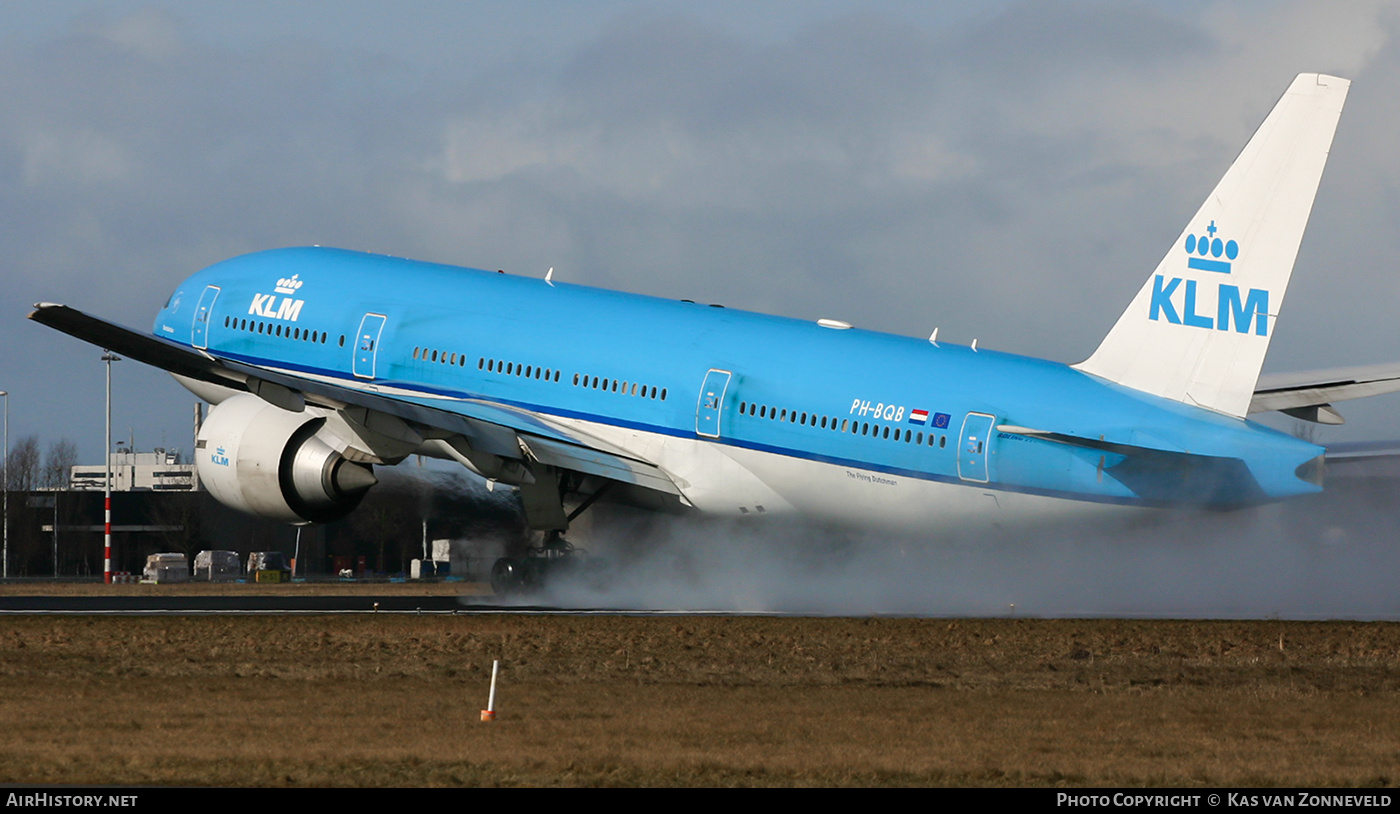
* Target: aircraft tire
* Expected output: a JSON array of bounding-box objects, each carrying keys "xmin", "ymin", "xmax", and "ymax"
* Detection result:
[
  {"xmin": 489, "ymin": 558, "xmax": 524, "ymax": 596},
  {"xmin": 520, "ymin": 557, "xmax": 550, "ymax": 591}
]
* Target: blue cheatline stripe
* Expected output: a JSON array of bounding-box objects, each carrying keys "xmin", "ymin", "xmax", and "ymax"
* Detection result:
[
  {"xmin": 1187, "ymin": 257, "xmax": 1232, "ymax": 274},
  {"xmin": 210, "ymin": 344, "xmax": 1156, "ymax": 508}
]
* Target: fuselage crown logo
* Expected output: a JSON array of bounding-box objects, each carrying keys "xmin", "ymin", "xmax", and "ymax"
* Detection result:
[
  {"xmin": 1149, "ymin": 220, "xmax": 1268, "ymax": 336},
  {"xmin": 249, "ymin": 274, "xmax": 305, "ymax": 322}
]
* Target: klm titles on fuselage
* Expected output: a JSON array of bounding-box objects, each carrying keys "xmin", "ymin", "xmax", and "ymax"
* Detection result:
[
  {"xmin": 248, "ymin": 274, "xmax": 305, "ymax": 322},
  {"xmin": 1149, "ymin": 223, "xmax": 1269, "ymax": 336}
]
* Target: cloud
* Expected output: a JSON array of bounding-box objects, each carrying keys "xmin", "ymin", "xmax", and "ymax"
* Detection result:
[{"xmin": 4, "ymin": 0, "xmax": 1400, "ymax": 466}]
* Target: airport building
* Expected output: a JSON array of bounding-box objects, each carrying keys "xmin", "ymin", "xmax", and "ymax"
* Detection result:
[
  {"xmin": 4, "ymin": 447, "xmax": 522, "ymax": 579},
  {"xmin": 68, "ymin": 447, "xmax": 198, "ymax": 492}
]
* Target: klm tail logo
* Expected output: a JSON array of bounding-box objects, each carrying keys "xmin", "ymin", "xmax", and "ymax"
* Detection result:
[
  {"xmin": 248, "ymin": 274, "xmax": 305, "ymax": 322},
  {"xmin": 1148, "ymin": 221, "xmax": 1268, "ymax": 336}
]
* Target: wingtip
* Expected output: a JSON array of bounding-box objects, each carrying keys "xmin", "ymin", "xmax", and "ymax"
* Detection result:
[{"xmin": 28, "ymin": 302, "xmax": 67, "ymax": 322}]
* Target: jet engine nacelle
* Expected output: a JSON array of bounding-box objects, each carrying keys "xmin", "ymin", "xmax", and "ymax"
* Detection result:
[{"xmin": 196, "ymin": 394, "xmax": 377, "ymax": 524}]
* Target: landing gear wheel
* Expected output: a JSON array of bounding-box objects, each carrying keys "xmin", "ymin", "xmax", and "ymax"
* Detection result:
[
  {"xmin": 520, "ymin": 557, "xmax": 550, "ymax": 590},
  {"xmin": 489, "ymin": 534, "xmax": 609, "ymax": 596},
  {"xmin": 489, "ymin": 557, "xmax": 524, "ymax": 596}
]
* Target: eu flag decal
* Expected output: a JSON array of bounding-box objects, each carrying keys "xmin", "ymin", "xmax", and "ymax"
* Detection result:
[{"xmin": 932, "ymin": 412, "xmax": 951, "ymax": 429}]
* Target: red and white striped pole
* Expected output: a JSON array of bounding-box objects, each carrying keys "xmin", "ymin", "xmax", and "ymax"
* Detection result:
[
  {"xmin": 102, "ymin": 352, "xmax": 119, "ymax": 585},
  {"xmin": 103, "ymin": 494, "xmax": 111, "ymax": 584}
]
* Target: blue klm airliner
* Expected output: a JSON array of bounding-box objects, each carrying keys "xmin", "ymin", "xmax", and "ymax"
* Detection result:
[{"xmin": 29, "ymin": 74, "xmax": 1400, "ymax": 586}]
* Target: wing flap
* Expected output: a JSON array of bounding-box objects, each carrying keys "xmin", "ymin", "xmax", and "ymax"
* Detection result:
[{"xmin": 519, "ymin": 434, "xmax": 681, "ymax": 495}]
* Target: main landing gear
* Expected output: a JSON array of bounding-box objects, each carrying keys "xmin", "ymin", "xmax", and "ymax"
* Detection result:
[
  {"xmin": 489, "ymin": 531, "xmax": 606, "ymax": 595},
  {"xmin": 489, "ymin": 476, "xmax": 614, "ymax": 596}
]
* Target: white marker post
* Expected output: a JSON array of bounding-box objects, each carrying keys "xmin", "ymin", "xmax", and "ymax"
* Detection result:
[{"xmin": 481, "ymin": 659, "xmax": 500, "ymax": 722}]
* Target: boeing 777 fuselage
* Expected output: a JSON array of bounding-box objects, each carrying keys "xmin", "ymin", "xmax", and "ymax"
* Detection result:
[{"xmin": 154, "ymin": 245, "xmax": 1322, "ymax": 528}]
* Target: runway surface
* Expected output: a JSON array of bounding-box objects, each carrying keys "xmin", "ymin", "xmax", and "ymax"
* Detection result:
[
  {"xmin": 0, "ymin": 594, "xmax": 455, "ymax": 613},
  {"xmin": 0, "ymin": 594, "xmax": 555, "ymax": 613},
  {"xmin": 0, "ymin": 593, "xmax": 771, "ymax": 614}
]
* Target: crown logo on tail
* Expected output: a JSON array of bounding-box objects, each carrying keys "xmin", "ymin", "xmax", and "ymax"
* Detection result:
[{"xmin": 1184, "ymin": 221, "xmax": 1239, "ymax": 274}]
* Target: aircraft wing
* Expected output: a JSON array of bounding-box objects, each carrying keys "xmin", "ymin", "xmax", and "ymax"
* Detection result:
[
  {"xmin": 28, "ymin": 303, "xmax": 683, "ymax": 496},
  {"xmin": 1249, "ymin": 362, "xmax": 1400, "ymax": 424}
]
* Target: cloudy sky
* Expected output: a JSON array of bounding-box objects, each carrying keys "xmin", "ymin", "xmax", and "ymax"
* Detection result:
[{"xmin": 2, "ymin": 0, "xmax": 1399, "ymax": 465}]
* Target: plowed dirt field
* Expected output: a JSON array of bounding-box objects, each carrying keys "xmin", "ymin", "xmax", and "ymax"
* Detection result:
[{"xmin": 1, "ymin": 603, "xmax": 1396, "ymax": 786}]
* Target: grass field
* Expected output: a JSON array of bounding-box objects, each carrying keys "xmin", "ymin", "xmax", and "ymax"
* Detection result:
[{"xmin": 1, "ymin": 610, "xmax": 1397, "ymax": 787}]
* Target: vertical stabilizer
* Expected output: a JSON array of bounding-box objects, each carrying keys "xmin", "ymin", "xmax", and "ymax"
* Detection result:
[{"xmin": 1075, "ymin": 73, "xmax": 1349, "ymax": 417}]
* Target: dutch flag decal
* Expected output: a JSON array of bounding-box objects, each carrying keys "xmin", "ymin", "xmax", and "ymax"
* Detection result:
[{"xmin": 908, "ymin": 409, "xmax": 929, "ymax": 425}]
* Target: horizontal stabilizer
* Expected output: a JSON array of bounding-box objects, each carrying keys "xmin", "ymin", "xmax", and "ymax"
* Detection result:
[
  {"xmin": 1250, "ymin": 362, "xmax": 1400, "ymax": 423},
  {"xmin": 1323, "ymin": 440, "xmax": 1400, "ymax": 479},
  {"xmin": 1325, "ymin": 440, "xmax": 1400, "ymax": 460}
]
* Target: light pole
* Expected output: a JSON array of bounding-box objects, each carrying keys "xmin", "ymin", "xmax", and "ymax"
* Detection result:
[
  {"xmin": 102, "ymin": 352, "xmax": 120, "ymax": 584},
  {"xmin": 1, "ymin": 390, "xmax": 8, "ymax": 581}
]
